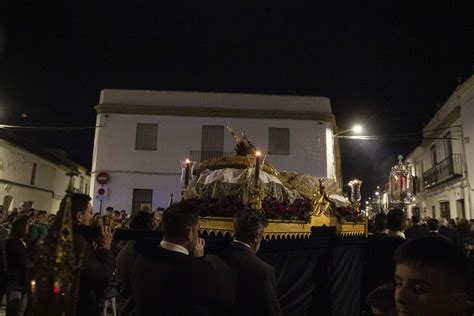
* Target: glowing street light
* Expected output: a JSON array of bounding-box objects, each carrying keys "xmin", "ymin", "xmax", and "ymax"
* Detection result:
[{"xmin": 333, "ymin": 124, "xmax": 363, "ymax": 137}]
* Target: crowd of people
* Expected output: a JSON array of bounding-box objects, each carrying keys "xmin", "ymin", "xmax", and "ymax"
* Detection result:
[
  {"xmin": 364, "ymin": 210, "xmax": 474, "ymax": 316},
  {"xmin": 2, "ymin": 195, "xmax": 474, "ymax": 315}
]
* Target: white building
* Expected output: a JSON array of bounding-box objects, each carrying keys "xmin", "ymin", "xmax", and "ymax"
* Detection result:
[
  {"xmin": 407, "ymin": 76, "xmax": 474, "ymax": 219},
  {"xmin": 91, "ymin": 89, "xmax": 342, "ymax": 212},
  {"xmin": 0, "ymin": 131, "xmax": 91, "ymax": 213}
]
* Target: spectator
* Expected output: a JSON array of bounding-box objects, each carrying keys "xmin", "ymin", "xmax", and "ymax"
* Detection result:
[
  {"xmin": 427, "ymin": 218, "xmax": 441, "ymax": 236},
  {"xmin": 394, "ymin": 237, "xmax": 469, "ymax": 315},
  {"xmin": 153, "ymin": 211, "xmax": 163, "ymax": 230},
  {"xmin": 106, "ymin": 207, "xmax": 114, "ymax": 217},
  {"xmin": 439, "ymin": 218, "xmax": 459, "ymax": 244},
  {"xmin": 66, "ymin": 193, "xmax": 115, "ymax": 316},
  {"xmin": 404, "ymin": 215, "xmax": 427, "ymax": 240},
  {"xmin": 28, "ymin": 210, "xmax": 49, "ymax": 246},
  {"xmin": 366, "ymin": 283, "xmax": 397, "ymax": 316},
  {"xmin": 120, "ymin": 210, "xmax": 127, "ymax": 221},
  {"xmin": 207, "ymin": 208, "xmax": 282, "ymax": 316},
  {"xmin": 5, "ymin": 218, "xmax": 29, "ymax": 316},
  {"xmin": 372, "ymin": 213, "xmax": 389, "ymax": 240},
  {"xmin": 116, "ymin": 211, "xmax": 153, "ymax": 315},
  {"xmin": 103, "ymin": 215, "xmax": 111, "ymax": 227},
  {"xmin": 0, "ymin": 211, "xmax": 8, "ymax": 307},
  {"xmin": 367, "ymin": 209, "xmax": 406, "ymax": 295},
  {"xmin": 131, "ymin": 201, "xmax": 227, "ymax": 315}
]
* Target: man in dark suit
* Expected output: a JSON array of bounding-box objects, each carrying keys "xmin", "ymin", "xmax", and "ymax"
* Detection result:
[
  {"xmin": 131, "ymin": 201, "xmax": 227, "ymax": 316},
  {"xmin": 405, "ymin": 215, "xmax": 428, "ymax": 240},
  {"xmin": 439, "ymin": 218, "xmax": 460, "ymax": 244},
  {"xmin": 207, "ymin": 208, "xmax": 282, "ymax": 316},
  {"xmin": 68, "ymin": 194, "xmax": 115, "ymax": 316},
  {"xmin": 366, "ymin": 209, "xmax": 406, "ymax": 295}
]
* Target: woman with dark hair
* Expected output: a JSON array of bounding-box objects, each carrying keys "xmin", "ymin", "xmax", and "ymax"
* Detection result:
[{"xmin": 5, "ymin": 217, "xmax": 29, "ymax": 316}]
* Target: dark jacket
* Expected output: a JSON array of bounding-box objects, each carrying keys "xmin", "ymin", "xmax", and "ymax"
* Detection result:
[
  {"xmin": 366, "ymin": 235, "xmax": 406, "ymax": 293},
  {"xmin": 73, "ymin": 233, "xmax": 115, "ymax": 316},
  {"xmin": 131, "ymin": 240, "xmax": 228, "ymax": 316},
  {"xmin": 207, "ymin": 242, "xmax": 282, "ymax": 316},
  {"xmin": 405, "ymin": 225, "xmax": 428, "ymax": 240},
  {"xmin": 439, "ymin": 226, "xmax": 459, "ymax": 245},
  {"xmin": 5, "ymin": 238, "xmax": 27, "ymax": 292}
]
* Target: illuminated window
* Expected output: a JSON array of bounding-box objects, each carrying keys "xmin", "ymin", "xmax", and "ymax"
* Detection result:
[{"xmin": 132, "ymin": 189, "xmax": 153, "ymax": 213}]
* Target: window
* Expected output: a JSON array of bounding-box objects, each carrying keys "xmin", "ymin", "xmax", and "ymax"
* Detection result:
[
  {"xmin": 440, "ymin": 201, "xmax": 450, "ymax": 219},
  {"xmin": 132, "ymin": 189, "xmax": 153, "ymax": 213},
  {"xmin": 79, "ymin": 176, "xmax": 85, "ymax": 193},
  {"xmin": 430, "ymin": 145, "xmax": 437, "ymax": 166},
  {"xmin": 268, "ymin": 128, "xmax": 290, "ymax": 155},
  {"xmin": 85, "ymin": 183, "xmax": 89, "ymax": 195},
  {"xmin": 135, "ymin": 123, "xmax": 158, "ymax": 150},
  {"xmin": 432, "ymin": 205, "xmax": 436, "ymax": 218},
  {"xmin": 201, "ymin": 125, "xmax": 224, "ymax": 161},
  {"xmin": 443, "ymin": 132, "xmax": 453, "ymax": 158},
  {"xmin": 31, "ymin": 163, "xmax": 37, "ymax": 185}
]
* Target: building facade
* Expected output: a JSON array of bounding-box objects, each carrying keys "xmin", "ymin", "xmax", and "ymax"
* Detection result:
[
  {"xmin": 0, "ymin": 132, "xmax": 91, "ymax": 213},
  {"xmin": 91, "ymin": 89, "xmax": 342, "ymax": 212},
  {"xmin": 407, "ymin": 76, "xmax": 474, "ymax": 219}
]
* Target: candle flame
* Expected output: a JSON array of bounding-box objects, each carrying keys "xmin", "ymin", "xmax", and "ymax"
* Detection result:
[
  {"xmin": 255, "ymin": 151, "xmax": 261, "ymax": 156},
  {"xmin": 185, "ymin": 159, "xmax": 191, "ymax": 164}
]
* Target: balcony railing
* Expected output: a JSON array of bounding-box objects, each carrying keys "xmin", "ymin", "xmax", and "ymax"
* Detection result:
[
  {"xmin": 422, "ymin": 153, "xmax": 462, "ymax": 189},
  {"xmin": 190, "ymin": 151, "xmax": 234, "ymax": 164}
]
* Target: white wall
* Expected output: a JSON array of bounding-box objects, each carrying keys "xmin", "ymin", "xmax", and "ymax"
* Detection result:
[
  {"xmin": 460, "ymin": 77, "xmax": 474, "ymax": 218},
  {"xmin": 0, "ymin": 140, "xmax": 90, "ymax": 213},
  {"xmin": 90, "ymin": 113, "xmax": 333, "ymax": 211}
]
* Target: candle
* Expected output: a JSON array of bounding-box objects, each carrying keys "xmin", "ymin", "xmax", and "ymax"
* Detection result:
[
  {"xmin": 31, "ymin": 279, "xmax": 36, "ymax": 293},
  {"xmin": 255, "ymin": 151, "xmax": 261, "ymax": 187},
  {"xmin": 185, "ymin": 159, "xmax": 191, "ymax": 187}
]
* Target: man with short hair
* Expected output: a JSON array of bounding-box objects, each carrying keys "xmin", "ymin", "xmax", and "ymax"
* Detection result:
[
  {"xmin": 68, "ymin": 193, "xmax": 115, "ymax": 316},
  {"xmin": 394, "ymin": 237, "xmax": 469, "ymax": 315},
  {"xmin": 367, "ymin": 209, "xmax": 406, "ymax": 295},
  {"xmin": 427, "ymin": 218, "xmax": 441, "ymax": 236},
  {"xmin": 405, "ymin": 215, "xmax": 427, "ymax": 240},
  {"xmin": 207, "ymin": 208, "xmax": 282, "ymax": 316},
  {"xmin": 131, "ymin": 201, "xmax": 226, "ymax": 315}
]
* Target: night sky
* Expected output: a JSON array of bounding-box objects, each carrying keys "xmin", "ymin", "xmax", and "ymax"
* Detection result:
[{"xmin": 1, "ymin": 1, "xmax": 474, "ymax": 199}]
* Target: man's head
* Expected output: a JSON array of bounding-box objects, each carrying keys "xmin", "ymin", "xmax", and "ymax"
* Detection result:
[
  {"xmin": 387, "ymin": 208, "xmax": 406, "ymax": 232},
  {"xmin": 411, "ymin": 215, "xmax": 420, "ymax": 225},
  {"xmin": 374, "ymin": 213, "xmax": 388, "ymax": 233},
  {"xmin": 394, "ymin": 237, "xmax": 468, "ymax": 316},
  {"xmin": 129, "ymin": 210, "xmax": 153, "ymax": 230},
  {"xmin": 161, "ymin": 201, "xmax": 200, "ymax": 253},
  {"xmin": 426, "ymin": 218, "xmax": 439, "ymax": 232},
  {"xmin": 233, "ymin": 208, "xmax": 268, "ymax": 253},
  {"xmin": 61, "ymin": 193, "xmax": 93, "ymax": 226},
  {"xmin": 106, "ymin": 206, "xmax": 114, "ymax": 215}
]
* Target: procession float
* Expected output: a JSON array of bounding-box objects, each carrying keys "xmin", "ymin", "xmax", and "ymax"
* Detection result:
[{"xmin": 180, "ymin": 126, "xmax": 367, "ymax": 239}]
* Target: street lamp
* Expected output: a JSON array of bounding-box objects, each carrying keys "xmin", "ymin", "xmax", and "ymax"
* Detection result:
[{"xmin": 334, "ymin": 124, "xmax": 363, "ymax": 137}]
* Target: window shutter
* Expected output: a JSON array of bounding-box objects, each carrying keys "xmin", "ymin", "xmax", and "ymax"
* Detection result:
[
  {"xmin": 268, "ymin": 128, "xmax": 290, "ymax": 155},
  {"xmin": 135, "ymin": 123, "xmax": 158, "ymax": 150}
]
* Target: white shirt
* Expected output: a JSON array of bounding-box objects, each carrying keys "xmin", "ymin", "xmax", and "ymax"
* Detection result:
[
  {"xmin": 160, "ymin": 240, "xmax": 189, "ymax": 255},
  {"xmin": 233, "ymin": 239, "xmax": 251, "ymax": 249},
  {"xmin": 388, "ymin": 231, "xmax": 406, "ymax": 239}
]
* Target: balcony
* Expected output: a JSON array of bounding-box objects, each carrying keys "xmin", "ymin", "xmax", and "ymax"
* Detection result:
[
  {"xmin": 190, "ymin": 151, "xmax": 234, "ymax": 164},
  {"xmin": 422, "ymin": 153, "xmax": 462, "ymax": 189}
]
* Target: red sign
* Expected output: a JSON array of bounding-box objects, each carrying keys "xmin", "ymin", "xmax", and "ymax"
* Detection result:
[{"xmin": 96, "ymin": 172, "xmax": 110, "ymax": 185}]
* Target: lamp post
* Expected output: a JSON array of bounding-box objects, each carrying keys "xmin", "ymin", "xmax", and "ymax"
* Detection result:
[{"xmin": 332, "ymin": 125, "xmax": 363, "ymax": 186}]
